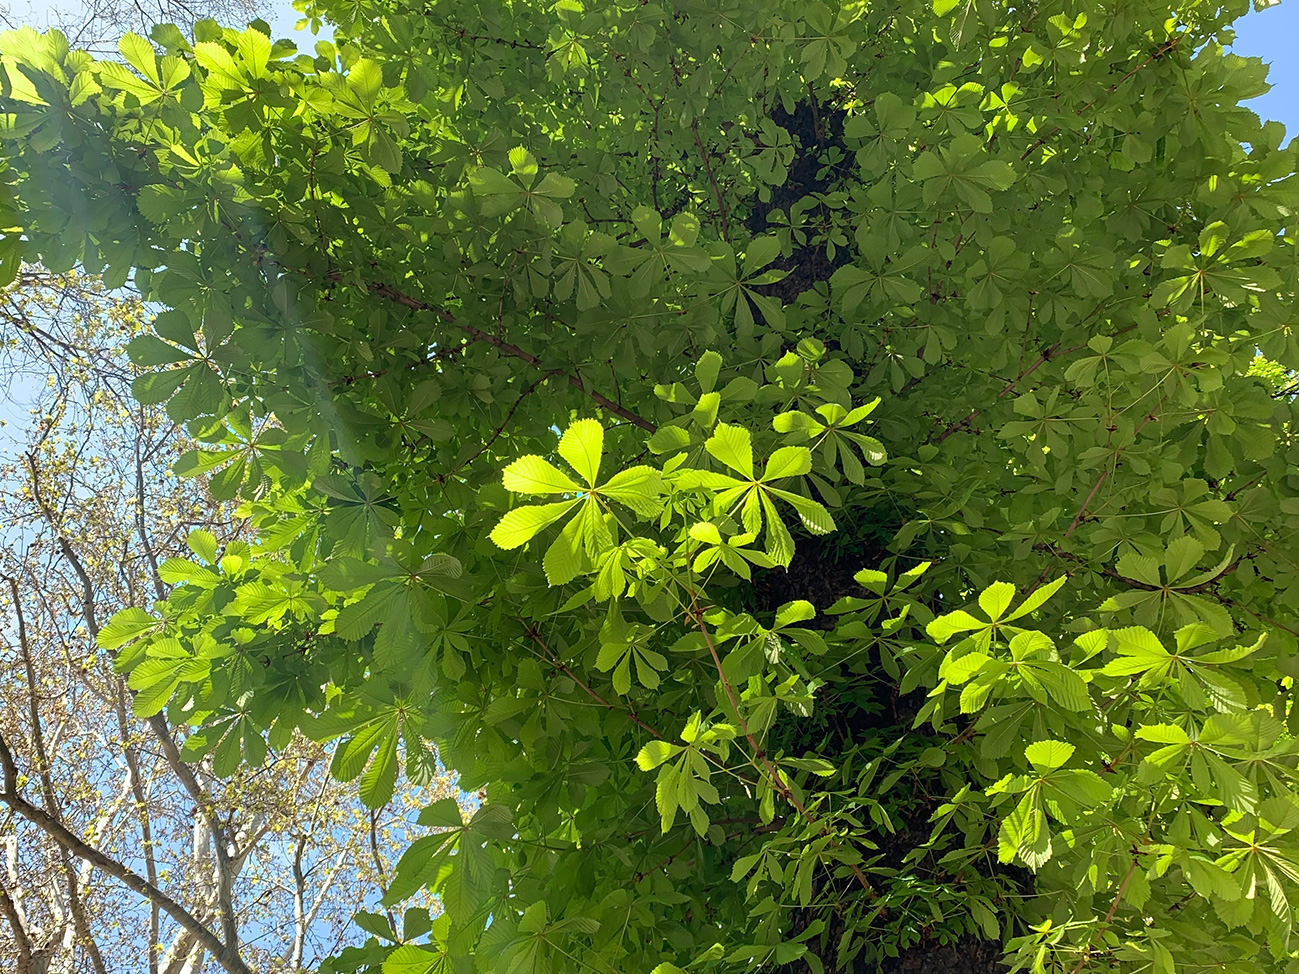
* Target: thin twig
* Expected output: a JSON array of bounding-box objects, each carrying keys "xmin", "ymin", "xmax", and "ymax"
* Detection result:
[
  {"xmin": 687, "ymin": 596, "xmax": 874, "ymax": 895},
  {"xmin": 363, "ymin": 280, "xmax": 656, "ymax": 432},
  {"xmin": 690, "ymin": 120, "xmax": 731, "ymax": 242},
  {"xmin": 524, "ymin": 625, "xmax": 664, "ymax": 740},
  {"xmin": 436, "ymin": 374, "xmax": 551, "ymax": 485},
  {"xmin": 1068, "ymin": 855, "xmax": 1139, "ymax": 974}
]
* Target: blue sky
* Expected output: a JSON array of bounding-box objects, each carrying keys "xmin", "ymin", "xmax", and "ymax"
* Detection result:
[{"xmin": 1230, "ymin": 1, "xmax": 1299, "ymax": 139}]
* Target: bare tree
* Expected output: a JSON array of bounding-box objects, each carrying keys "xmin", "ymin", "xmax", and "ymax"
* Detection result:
[{"xmin": 0, "ymin": 271, "xmax": 455, "ymax": 974}]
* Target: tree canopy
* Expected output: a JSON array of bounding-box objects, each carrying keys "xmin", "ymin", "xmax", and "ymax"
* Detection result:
[{"xmin": 3, "ymin": 0, "xmax": 1299, "ymax": 971}]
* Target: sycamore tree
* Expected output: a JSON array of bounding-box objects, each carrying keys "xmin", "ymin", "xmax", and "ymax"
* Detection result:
[
  {"xmin": 0, "ymin": 272, "xmax": 457, "ymax": 974},
  {"xmin": 1, "ymin": 0, "xmax": 1299, "ymax": 971}
]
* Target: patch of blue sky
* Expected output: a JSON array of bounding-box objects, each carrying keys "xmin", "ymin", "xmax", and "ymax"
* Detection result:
[{"xmin": 1228, "ymin": 1, "xmax": 1299, "ymax": 143}]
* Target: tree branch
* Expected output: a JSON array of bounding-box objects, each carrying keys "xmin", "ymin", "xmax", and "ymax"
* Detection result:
[
  {"xmin": 0, "ymin": 871, "xmax": 33, "ymax": 974},
  {"xmin": 1068, "ymin": 854, "xmax": 1139, "ymax": 974},
  {"xmin": 115, "ymin": 681, "xmax": 161, "ymax": 974},
  {"xmin": 435, "ymin": 373, "xmax": 551, "ymax": 486},
  {"xmin": 134, "ymin": 409, "xmax": 167, "ymax": 602},
  {"xmin": 524, "ymin": 624, "xmax": 665, "ymax": 740},
  {"xmin": 362, "ymin": 280, "xmax": 657, "ymax": 432},
  {"xmin": 5, "ymin": 574, "xmax": 108, "ymax": 974},
  {"xmin": 0, "ymin": 733, "xmax": 253, "ymax": 974},
  {"xmin": 691, "ymin": 119, "xmax": 731, "ymax": 242}
]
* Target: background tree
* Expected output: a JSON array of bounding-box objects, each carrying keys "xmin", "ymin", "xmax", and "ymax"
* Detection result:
[
  {"xmin": 3, "ymin": 0, "xmax": 1299, "ymax": 972},
  {"xmin": 0, "ymin": 0, "xmax": 266, "ymax": 55},
  {"xmin": 0, "ymin": 272, "xmax": 456, "ymax": 974}
]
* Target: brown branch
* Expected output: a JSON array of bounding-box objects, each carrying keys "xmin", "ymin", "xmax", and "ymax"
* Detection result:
[
  {"xmin": 524, "ymin": 625, "xmax": 664, "ymax": 740},
  {"xmin": 1065, "ymin": 471, "xmax": 1109, "ymax": 538},
  {"xmin": 447, "ymin": 27, "xmax": 543, "ymax": 50},
  {"xmin": 1068, "ymin": 854, "xmax": 1139, "ymax": 974},
  {"xmin": 115, "ymin": 682, "xmax": 160, "ymax": 974},
  {"xmin": 932, "ymin": 318, "xmax": 1133, "ymax": 445},
  {"xmin": 1217, "ymin": 597, "xmax": 1299, "ymax": 642},
  {"xmin": 0, "ymin": 870, "xmax": 33, "ymax": 974},
  {"xmin": 435, "ymin": 374, "xmax": 551, "ymax": 485},
  {"xmin": 1065, "ymin": 395, "xmax": 1168, "ymax": 537},
  {"xmin": 368, "ymin": 809, "xmax": 397, "ymax": 933},
  {"xmin": 1021, "ymin": 35, "xmax": 1183, "ymax": 161},
  {"xmin": 134, "ymin": 411, "xmax": 167, "ymax": 603},
  {"xmin": 334, "ymin": 338, "xmax": 472, "ymax": 388},
  {"xmin": 0, "ymin": 733, "xmax": 254, "ymax": 974},
  {"xmin": 289, "ymin": 837, "xmax": 307, "ymax": 971},
  {"xmin": 363, "ymin": 280, "xmax": 656, "ymax": 432},
  {"xmin": 690, "ymin": 119, "xmax": 731, "ymax": 242}
]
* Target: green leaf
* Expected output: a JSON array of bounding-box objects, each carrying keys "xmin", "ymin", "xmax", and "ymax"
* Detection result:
[
  {"xmin": 927, "ymin": 610, "xmax": 986, "ymax": 644},
  {"xmin": 940, "ymin": 650, "xmax": 993, "ymax": 684},
  {"xmin": 186, "ymin": 529, "xmax": 218, "ymax": 564},
  {"xmin": 543, "ymin": 511, "xmax": 587, "ymax": 585},
  {"xmin": 1024, "ymin": 740, "xmax": 1074, "ymax": 773},
  {"xmin": 636, "ymin": 740, "xmax": 679, "ymax": 771},
  {"xmin": 600, "ymin": 465, "xmax": 663, "ymax": 516},
  {"xmin": 774, "ymin": 600, "xmax": 816, "ymax": 627},
  {"xmin": 158, "ymin": 558, "xmax": 220, "ymax": 586},
  {"xmin": 1005, "ymin": 576, "xmax": 1068, "ymax": 621},
  {"xmin": 127, "ymin": 334, "xmax": 193, "ymax": 367},
  {"xmin": 490, "ymin": 501, "xmax": 578, "ymax": 549},
  {"xmin": 359, "ymin": 725, "xmax": 400, "ymax": 807},
  {"xmin": 696, "ymin": 351, "xmax": 723, "ymax": 393},
  {"xmin": 383, "ymin": 945, "xmax": 443, "ymax": 974},
  {"xmin": 503, "ymin": 456, "xmax": 580, "ymax": 495},
  {"xmin": 978, "ymin": 581, "xmax": 1016, "ymax": 621},
  {"xmin": 558, "ymin": 419, "xmax": 603, "ymax": 485},
  {"xmin": 132, "ymin": 673, "xmax": 180, "ymax": 718},
  {"xmin": 764, "ymin": 446, "xmax": 812, "ymax": 480},
  {"xmin": 706, "ymin": 423, "xmax": 754, "ymax": 479},
  {"xmin": 98, "ymin": 607, "xmax": 160, "ymax": 650},
  {"xmin": 417, "ymin": 797, "xmax": 465, "ymax": 829}
]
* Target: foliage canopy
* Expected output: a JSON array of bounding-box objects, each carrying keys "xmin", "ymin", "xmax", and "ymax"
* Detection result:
[{"xmin": 3, "ymin": 0, "xmax": 1299, "ymax": 971}]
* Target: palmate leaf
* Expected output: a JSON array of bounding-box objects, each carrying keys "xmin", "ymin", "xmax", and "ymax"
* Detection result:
[
  {"xmin": 682, "ymin": 424, "xmax": 834, "ymax": 563},
  {"xmin": 492, "ymin": 420, "xmax": 664, "ymax": 563},
  {"xmin": 330, "ymin": 710, "xmax": 404, "ymax": 808}
]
